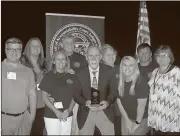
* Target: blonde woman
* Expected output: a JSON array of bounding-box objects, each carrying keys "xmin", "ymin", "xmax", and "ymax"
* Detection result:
[
  {"xmin": 39, "ymin": 50, "xmax": 78, "ymax": 135},
  {"xmin": 117, "ymin": 56, "xmax": 149, "ymax": 135}
]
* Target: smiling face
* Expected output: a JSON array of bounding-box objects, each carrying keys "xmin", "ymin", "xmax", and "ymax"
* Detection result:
[
  {"xmin": 62, "ymin": 37, "xmax": 75, "ymax": 55},
  {"xmin": 122, "ymin": 58, "xmax": 136, "ymax": 77},
  {"xmin": 5, "ymin": 43, "xmax": 22, "ymax": 63},
  {"xmin": 102, "ymin": 48, "xmax": 116, "ymax": 66},
  {"xmin": 54, "ymin": 52, "xmax": 67, "ymax": 71},
  {"xmin": 156, "ymin": 51, "xmax": 171, "ymax": 68},
  {"xmin": 30, "ymin": 39, "xmax": 41, "ymax": 56},
  {"xmin": 137, "ymin": 47, "xmax": 152, "ymax": 63},
  {"xmin": 86, "ymin": 46, "xmax": 102, "ymax": 70}
]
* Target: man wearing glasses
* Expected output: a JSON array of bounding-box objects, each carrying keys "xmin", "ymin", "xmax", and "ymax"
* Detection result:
[{"xmin": 1, "ymin": 37, "xmax": 36, "ymax": 135}]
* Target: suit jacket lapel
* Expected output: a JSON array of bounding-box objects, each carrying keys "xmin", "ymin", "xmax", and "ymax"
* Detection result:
[
  {"xmin": 85, "ymin": 66, "xmax": 91, "ymax": 92},
  {"xmin": 98, "ymin": 64, "xmax": 103, "ymax": 90}
]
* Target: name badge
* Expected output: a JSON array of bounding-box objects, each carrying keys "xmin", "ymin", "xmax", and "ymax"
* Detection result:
[
  {"xmin": 54, "ymin": 102, "xmax": 63, "ymax": 109},
  {"xmin": 151, "ymin": 94, "xmax": 157, "ymax": 101},
  {"xmin": 7, "ymin": 72, "xmax": 16, "ymax": 80},
  {"xmin": 37, "ymin": 84, "xmax": 40, "ymax": 91}
]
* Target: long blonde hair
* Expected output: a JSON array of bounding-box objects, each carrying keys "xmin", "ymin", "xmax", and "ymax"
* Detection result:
[{"xmin": 118, "ymin": 56, "xmax": 140, "ymax": 97}]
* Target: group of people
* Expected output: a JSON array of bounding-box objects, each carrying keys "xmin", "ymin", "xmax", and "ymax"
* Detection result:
[{"xmin": 2, "ymin": 35, "xmax": 180, "ymax": 135}]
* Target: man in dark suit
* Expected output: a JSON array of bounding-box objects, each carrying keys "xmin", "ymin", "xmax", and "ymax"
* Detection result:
[{"xmin": 73, "ymin": 45, "xmax": 118, "ymax": 135}]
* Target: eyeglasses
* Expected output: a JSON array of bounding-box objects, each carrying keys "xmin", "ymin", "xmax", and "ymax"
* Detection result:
[
  {"xmin": 6, "ymin": 48, "xmax": 22, "ymax": 52},
  {"xmin": 106, "ymin": 54, "xmax": 115, "ymax": 57},
  {"xmin": 156, "ymin": 54, "xmax": 169, "ymax": 58}
]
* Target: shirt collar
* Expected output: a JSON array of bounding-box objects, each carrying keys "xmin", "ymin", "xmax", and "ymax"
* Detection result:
[
  {"xmin": 88, "ymin": 65, "xmax": 99, "ymax": 74},
  {"xmin": 3, "ymin": 58, "xmax": 22, "ymax": 68}
]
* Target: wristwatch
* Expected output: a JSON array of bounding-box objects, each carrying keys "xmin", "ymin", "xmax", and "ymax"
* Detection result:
[{"xmin": 135, "ymin": 121, "xmax": 141, "ymax": 124}]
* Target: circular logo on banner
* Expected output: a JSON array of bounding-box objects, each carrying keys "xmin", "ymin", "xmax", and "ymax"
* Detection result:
[{"xmin": 50, "ymin": 23, "xmax": 101, "ymax": 57}]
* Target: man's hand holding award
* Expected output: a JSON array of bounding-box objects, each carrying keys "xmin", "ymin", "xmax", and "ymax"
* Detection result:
[{"xmin": 85, "ymin": 87, "xmax": 109, "ymax": 112}]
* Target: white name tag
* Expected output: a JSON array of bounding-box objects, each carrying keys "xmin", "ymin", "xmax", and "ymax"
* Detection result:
[
  {"xmin": 151, "ymin": 94, "xmax": 157, "ymax": 101},
  {"xmin": 54, "ymin": 102, "xmax": 63, "ymax": 109},
  {"xmin": 37, "ymin": 84, "xmax": 40, "ymax": 91},
  {"xmin": 7, "ymin": 72, "xmax": 16, "ymax": 80}
]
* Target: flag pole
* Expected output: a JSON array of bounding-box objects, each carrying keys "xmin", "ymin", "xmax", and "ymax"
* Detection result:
[{"xmin": 136, "ymin": 1, "xmax": 151, "ymax": 58}]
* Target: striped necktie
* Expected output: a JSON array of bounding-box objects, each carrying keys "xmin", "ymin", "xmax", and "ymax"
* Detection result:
[{"xmin": 92, "ymin": 71, "xmax": 98, "ymax": 89}]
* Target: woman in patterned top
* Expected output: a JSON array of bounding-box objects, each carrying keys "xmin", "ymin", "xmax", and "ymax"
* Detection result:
[{"xmin": 148, "ymin": 45, "xmax": 180, "ymax": 135}]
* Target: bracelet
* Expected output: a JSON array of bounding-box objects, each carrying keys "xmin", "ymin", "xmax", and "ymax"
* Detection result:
[{"xmin": 135, "ymin": 121, "xmax": 141, "ymax": 124}]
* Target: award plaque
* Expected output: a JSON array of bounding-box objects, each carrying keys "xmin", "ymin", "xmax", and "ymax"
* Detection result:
[{"xmin": 91, "ymin": 87, "xmax": 100, "ymax": 105}]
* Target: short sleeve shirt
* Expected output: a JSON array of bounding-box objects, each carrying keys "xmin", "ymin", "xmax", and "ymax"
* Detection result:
[
  {"xmin": 68, "ymin": 52, "xmax": 87, "ymax": 73},
  {"xmin": 39, "ymin": 71, "xmax": 79, "ymax": 118},
  {"xmin": 119, "ymin": 76, "xmax": 149, "ymax": 120},
  {"xmin": 2, "ymin": 59, "xmax": 36, "ymax": 113},
  {"xmin": 138, "ymin": 60, "xmax": 158, "ymax": 118},
  {"xmin": 138, "ymin": 60, "xmax": 158, "ymax": 82}
]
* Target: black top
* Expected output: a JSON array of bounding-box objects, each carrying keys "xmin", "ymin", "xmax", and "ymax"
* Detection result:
[
  {"xmin": 138, "ymin": 60, "xmax": 158, "ymax": 82},
  {"xmin": 39, "ymin": 71, "xmax": 79, "ymax": 118},
  {"xmin": 68, "ymin": 52, "xmax": 87, "ymax": 73},
  {"xmin": 119, "ymin": 76, "xmax": 149, "ymax": 120},
  {"xmin": 111, "ymin": 65, "xmax": 122, "ymax": 116},
  {"xmin": 138, "ymin": 60, "xmax": 158, "ymax": 119}
]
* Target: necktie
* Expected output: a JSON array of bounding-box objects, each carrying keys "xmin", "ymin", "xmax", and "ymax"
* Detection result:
[{"xmin": 92, "ymin": 71, "xmax": 98, "ymax": 89}]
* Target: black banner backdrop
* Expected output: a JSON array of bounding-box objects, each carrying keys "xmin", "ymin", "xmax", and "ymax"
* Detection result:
[{"xmin": 46, "ymin": 13, "xmax": 105, "ymax": 63}]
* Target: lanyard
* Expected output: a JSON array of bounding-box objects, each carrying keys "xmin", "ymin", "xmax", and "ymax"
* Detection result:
[{"xmin": 153, "ymin": 64, "xmax": 171, "ymax": 93}]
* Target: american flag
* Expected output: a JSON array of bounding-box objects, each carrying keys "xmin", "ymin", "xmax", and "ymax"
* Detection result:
[{"xmin": 136, "ymin": 1, "xmax": 151, "ymax": 55}]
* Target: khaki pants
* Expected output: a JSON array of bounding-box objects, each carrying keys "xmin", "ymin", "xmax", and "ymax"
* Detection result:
[
  {"xmin": 79, "ymin": 110, "xmax": 114, "ymax": 135},
  {"xmin": 2, "ymin": 110, "xmax": 32, "ymax": 135},
  {"xmin": 71, "ymin": 103, "xmax": 79, "ymax": 135}
]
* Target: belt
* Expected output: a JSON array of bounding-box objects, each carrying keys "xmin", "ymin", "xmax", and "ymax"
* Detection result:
[{"xmin": 1, "ymin": 110, "xmax": 26, "ymax": 117}]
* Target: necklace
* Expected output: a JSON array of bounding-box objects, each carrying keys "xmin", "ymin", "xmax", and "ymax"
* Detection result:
[{"xmin": 153, "ymin": 64, "xmax": 171, "ymax": 92}]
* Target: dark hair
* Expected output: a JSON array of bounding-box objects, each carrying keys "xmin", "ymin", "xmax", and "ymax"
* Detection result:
[{"xmin": 137, "ymin": 43, "xmax": 152, "ymax": 53}]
